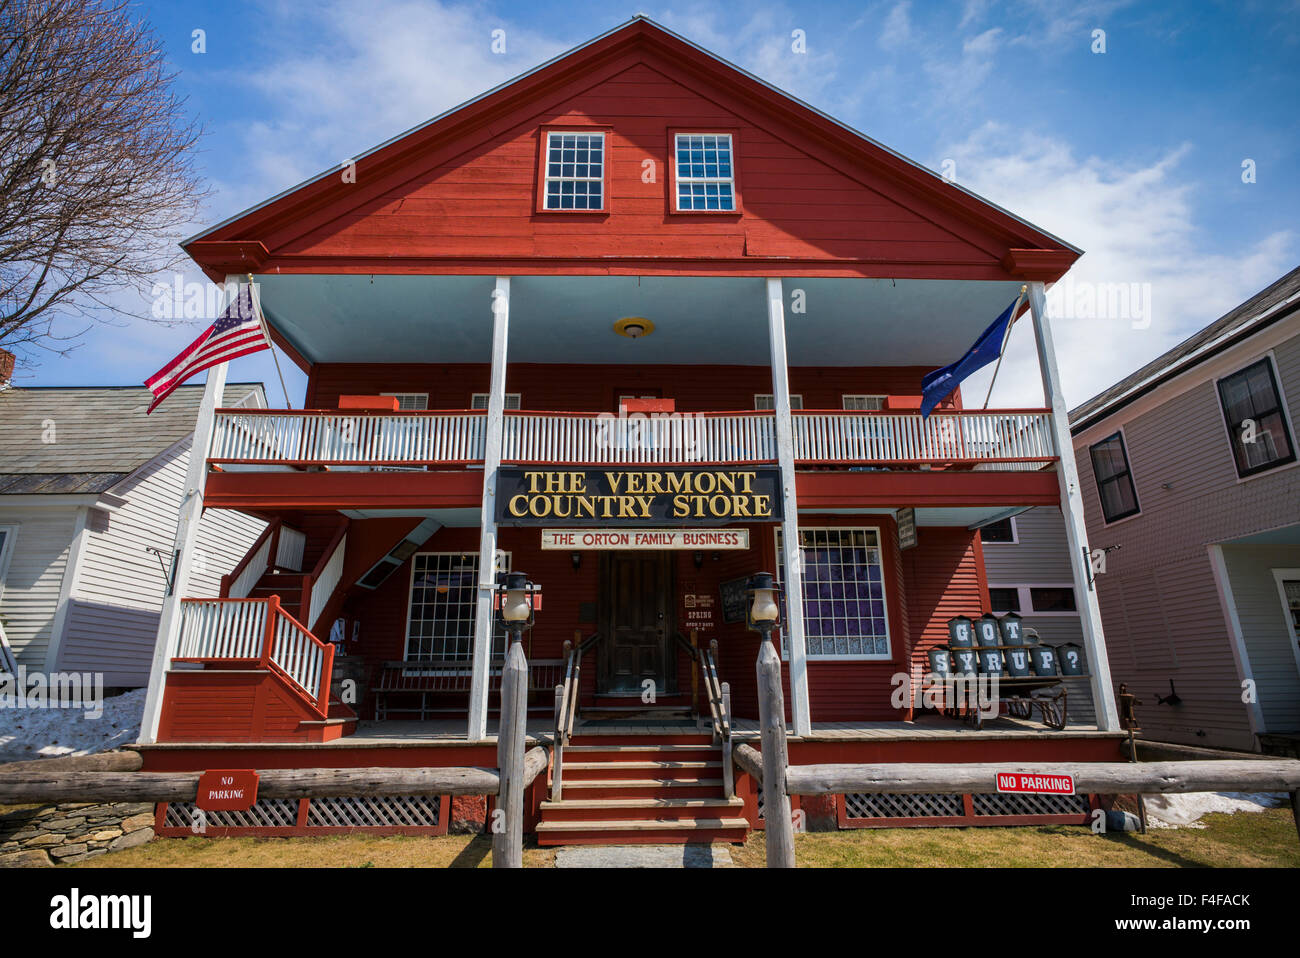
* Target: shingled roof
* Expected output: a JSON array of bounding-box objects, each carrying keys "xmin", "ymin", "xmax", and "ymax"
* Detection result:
[
  {"xmin": 0, "ymin": 382, "xmax": 264, "ymax": 495},
  {"xmin": 1069, "ymin": 266, "xmax": 1300, "ymax": 434}
]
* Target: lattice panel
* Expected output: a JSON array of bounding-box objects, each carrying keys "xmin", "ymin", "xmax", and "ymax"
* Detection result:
[
  {"xmin": 843, "ymin": 792, "xmax": 965, "ymax": 819},
  {"xmin": 756, "ymin": 786, "xmax": 764, "ymax": 820},
  {"xmin": 164, "ymin": 799, "xmax": 300, "ymax": 829},
  {"xmin": 307, "ymin": 795, "xmax": 442, "ymax": 828},
  {"xmin": 971, "ymin": 792, "xmax": 1089, "ymax": 816}
]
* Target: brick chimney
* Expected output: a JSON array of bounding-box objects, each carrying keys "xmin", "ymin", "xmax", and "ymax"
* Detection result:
[{"xmin": 0, "ymin": 348, "xmax": 14, "ymax": 390}]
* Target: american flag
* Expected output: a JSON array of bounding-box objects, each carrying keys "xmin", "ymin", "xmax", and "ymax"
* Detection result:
[{"xmin": 145, "ymin": 285, "xmax": 270, "ymax": 413}]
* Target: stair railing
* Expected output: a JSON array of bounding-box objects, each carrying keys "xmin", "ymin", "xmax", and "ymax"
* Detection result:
[
  {"xmin": 674, "ymin": 632, "xmax": 733, "ymax": 796},
  {"xmin": 552, "ymin": 630, "xmax": 600, "ymax": 801}
]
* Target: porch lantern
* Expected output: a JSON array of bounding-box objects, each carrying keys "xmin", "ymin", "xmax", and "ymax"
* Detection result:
[
  {"xmin": 495, "ymin": 571, "xmax": 538, "ymax": 643},
  {"xmin": 745, "ymin": 571, "xmax": 781, "ymax": 638}
]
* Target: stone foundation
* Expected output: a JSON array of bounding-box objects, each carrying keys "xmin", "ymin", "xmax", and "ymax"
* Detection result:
[{"xmin": 0, "ymin": 802, "xmax": 156, "ymax": 867}]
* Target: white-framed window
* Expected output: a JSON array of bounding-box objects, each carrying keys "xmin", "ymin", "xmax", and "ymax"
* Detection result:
[
  {"xmin": 0, "ymin": 524, "xmax": 18, "ymax": 600},
  {"xmin": 755, "ymin": 393, "xmax": 803, "ymax": 410},
  {"xmin": 1088, "ymin": 430, "xmax": 1141, "ymax": 523},
  {"xmin": 775, "ymin": 527, "xmax": 892, "ymax": 659},
  {"xmin": 674, "ymin": 133, "xmax": 736, "ymax": 211},
  {"xmin": 542, "ymin": 131, "xmax": 605, "ymax": 210},
  {"xmin": 404, "ymin": 552, "xmax": 512, "ymax": 662},
  {"xmin": 842, "ymin": 395, "xmax": 885, "ymax": 411},
  {"xmin": 1216, "ymin": 355, "xmax": 1297, "ymax": 478},
  {"xmin": 471, "ymin": 393, "xmax": 521, "ymax": 410},
  {"xmin": 978, "ymin": 516, "xmax": 1018, "ymax": 544},
  {"xmin": 1272, "ymin": 569, "xmax": 1300, "ymax": 679},
  {"xmin": 987, "ymin": 584, "xmax": 1078, "ymax": 616},
  {"xmin": 382, "ymin": 392, "xmax": 429, "ymax": 411}
]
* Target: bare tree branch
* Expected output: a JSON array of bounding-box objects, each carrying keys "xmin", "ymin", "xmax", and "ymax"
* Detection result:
[{"xmin": 0, "ymin": 0, "xmax": 207, "ymax": 363}]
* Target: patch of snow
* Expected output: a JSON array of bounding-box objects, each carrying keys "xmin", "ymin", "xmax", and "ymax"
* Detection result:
[
  {"xmin": 0, "ymin": 688, "xmax": 146, "ymax": 763},
  {"xmin": 1142, "ymin": 790, "xmax": 1287, "ymax": 828}
]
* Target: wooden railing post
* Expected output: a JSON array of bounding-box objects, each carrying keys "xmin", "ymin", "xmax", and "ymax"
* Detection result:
[
  {"xmin": 553, "ymin": 684, "xmax": 565, "ymax": 801},
  {"xmin": 261, "ymin": 595, "xmax": 280, "ymax": 668},
  {"xmin": 317, "ymin": 641, "xmax": 335, "ymax": 713},
  {"xmin": 757, "ymin": 633, "xmax": 795, "ymax": 868},
  {"xmin": 493, "ymin": 635, "xmax": 528, "ymax": 868},
  {"xmin": 720, "ymin": 680, "xmax": 734, "ymax": 799}
]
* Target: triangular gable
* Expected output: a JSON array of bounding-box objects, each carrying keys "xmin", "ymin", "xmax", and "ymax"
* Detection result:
[{"xmin": 186, "ymin": 18, "xmax": 1078, "ymax": 283}]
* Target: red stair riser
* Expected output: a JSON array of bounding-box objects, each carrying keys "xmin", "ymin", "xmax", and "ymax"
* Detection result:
[
  {"xmin": 537, "ymin": 828, "xmax": 747, "ymax": 847},
  {"xmin": 558, "ymin": 782, "xmax": 723, "ymax": 800},
  {"xmin": 542, "ymin": 805, "xmax": 737, "ymax": 823}
]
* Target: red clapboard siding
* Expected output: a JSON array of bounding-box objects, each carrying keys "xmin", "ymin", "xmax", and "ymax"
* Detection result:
[
  {"xmin": 903, "ymin": 526, "xmax": 989, "ymax": 682},
  {"xmin": 305, "ymin": 363, "xmax": 950, "ymax": 414}
]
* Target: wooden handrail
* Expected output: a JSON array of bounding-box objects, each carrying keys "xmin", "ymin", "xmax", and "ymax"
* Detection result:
[
  {"xmin": 552, "ymin": 631, "xmax": 599, "ymax": 801},
  {"xmin": 220, "ymin": 517, "xmax": 281, "ymax": 598}
]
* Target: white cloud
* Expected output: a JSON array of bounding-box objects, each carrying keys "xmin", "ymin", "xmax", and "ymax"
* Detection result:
[
  {"xmin": 943, "ymin": 124, "xmax": 1295, "ymax": 409},
  {"xmin": 879, "ymin": 2, "xmax": 913, "ymax": 48}
]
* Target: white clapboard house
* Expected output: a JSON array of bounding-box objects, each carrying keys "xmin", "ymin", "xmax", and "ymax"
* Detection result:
[{"xmin": 0, "ymin": 365, "xmax": 267, "ymax": 687}]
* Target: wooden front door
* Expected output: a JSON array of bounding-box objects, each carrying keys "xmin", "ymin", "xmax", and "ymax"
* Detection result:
[{"xmin": 599, "ymin": 551, "xmax": 673, "ymax": 694}]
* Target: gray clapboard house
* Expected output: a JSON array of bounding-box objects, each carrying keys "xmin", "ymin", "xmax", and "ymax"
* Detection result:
[
  {"xmin": 1067, "ymin": 266, "xmax": 1300, "ymax": 753},
  {"xmin": 978, "ymin": 507, "xmax": 1096, "ymax": 726},
  {"xmin": 0, "ymin": 370, "xmax": 267, "ymax": 686}
]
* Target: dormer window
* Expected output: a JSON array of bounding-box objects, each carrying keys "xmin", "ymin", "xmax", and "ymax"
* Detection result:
[
  {"xmin": 674, "ymin": 133, "xmax": 736, "ymax": 211},
  {"xmin": 542, "ymin": 131, "xmax": 604, "ymax": 210}
]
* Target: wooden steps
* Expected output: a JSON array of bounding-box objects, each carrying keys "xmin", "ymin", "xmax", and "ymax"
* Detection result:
[{"xmin": 538, "ymin": 734, "xmax": 749, "ymax": 846}]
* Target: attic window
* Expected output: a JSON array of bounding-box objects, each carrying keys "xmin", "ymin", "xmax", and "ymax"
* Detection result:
[
  {"xmin": 543, "ymin": 132, "xmax": 604, "ymax": 210},
  {"xmin": 471, "ymin": 393, "xmax": 521, "ymax": 410},
  {"xmin": 674, "ymin": 133, "xmax": 735, "ymax": 211}
]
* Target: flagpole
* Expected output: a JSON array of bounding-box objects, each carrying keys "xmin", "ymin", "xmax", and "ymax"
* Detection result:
[
  {"xmin": 247, "ymin": 273, "xmax": 293, "ymax": 409},
  {"xmin": 982, "ymin": 285, "xmax": 1028, "ymax": 409}
]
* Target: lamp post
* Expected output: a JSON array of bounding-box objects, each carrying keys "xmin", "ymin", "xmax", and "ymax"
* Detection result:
[
  {"xmin": 492, "ymin": 570, "xmax": 537, "ymax": 869},
  {"xmin": 746, "ymin": 571, "xmax": 795, "ymax": 867}
]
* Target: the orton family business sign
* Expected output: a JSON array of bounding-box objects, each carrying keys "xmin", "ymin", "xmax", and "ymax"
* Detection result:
[{"xmin": 497, "ymin": 467, "xmax": 783, "ymax": 526}]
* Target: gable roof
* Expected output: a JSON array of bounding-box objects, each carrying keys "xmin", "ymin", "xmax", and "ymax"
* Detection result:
[
  {"xmin": 184, "ymin": 16, "xmax": 1079, "ymax": 283},
  {"xmin": 1069, "ymin": 266, "xmax": 1300, "ymax": 433},
  {"xmin": 0, "ymin": 383, "xmax": 264, "ymax": 495}
]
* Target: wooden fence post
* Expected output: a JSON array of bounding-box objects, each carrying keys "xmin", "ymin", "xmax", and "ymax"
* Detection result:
[
  {"xmin": 720, "ymin": 681, "xmax": 734, "ymax": 799},
  {"xmin": 493, "ymin": 637, "xmax": 528, "ymax": 868},
  {"xmin": 756, "ymin": 635, "xmax": 795, "ymax": 868}
]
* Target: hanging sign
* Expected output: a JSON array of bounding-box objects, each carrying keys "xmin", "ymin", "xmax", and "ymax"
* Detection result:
[
  {"xmin": 541, "ymin": 529, "xmax": 749, "ymax": 550},
  {"xmin": 995, "ymin": 772, "xmax": 1075, "ymax": 795},
  {"xmin": 896, "ymin": 508, "xmax": 917, "ymax": 550},
  {"xmin": 498, "ymin": 467, "xmax": 782, "ymax": 526},
  {"xmin": 196, "ymin": 769, "xmax": 260, "ymax": 811}
]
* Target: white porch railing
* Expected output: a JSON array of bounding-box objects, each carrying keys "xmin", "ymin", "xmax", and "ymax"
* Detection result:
[
  {"xmin": 276, "ymin": 526, "xmax": 307, "ymax": 571},
  {"xmin": 792, "ymin": 410, "xmax": 1055, "ymax": 464},
  {"xmin": 209, "ymin": 410, "xmax": 487, "ymax": 465},
  {"xmin": 208, "ymin": 408, "xmax": 1055, "ymax": 467},
  {"xmin": 176, "ymin": 599, "xmax": 268, "ymax": 660},
  {"xmin": 307, "ymin": 532, "xmax": 346, "ymax": 632},
  {"xmin": 174, "ymin": 597, "xmax": 333, "ymax": 713},
  {"xmin": 226, "ymin": 533, "xmax": 274, "ymax": 600},
  {"xmin": 502, "ymin": 411, "xmax": 778, "ymax": 464}
]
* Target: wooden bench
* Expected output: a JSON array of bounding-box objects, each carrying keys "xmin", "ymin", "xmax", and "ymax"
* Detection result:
[{"xmin": 372, "ymin": 658, "xmax": 565, "ymax": 720}]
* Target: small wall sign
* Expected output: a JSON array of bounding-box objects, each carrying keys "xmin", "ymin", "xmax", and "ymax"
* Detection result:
[
  {"xmin": 995, "ymin": 772, "xmax": 1075, "ymax": 795},
  {"xmin": 681, "ymin": 592, "xmax": 716, "ymax": 632},
  {"xmin": 196, "ymin": 769, "xmax": 260, "ymax": 811},
  {"xmin": 719, "ymin": 576, "xmax": 750, "ymax": 625},
  {"xmin": 541, "ymin": 529, "xmax": 749, "ymax": 550}
]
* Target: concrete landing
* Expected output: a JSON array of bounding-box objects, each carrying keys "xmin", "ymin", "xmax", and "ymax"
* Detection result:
[{"xmin": 553, "ymin": 844, "xmax": 736, "ymax": 868}]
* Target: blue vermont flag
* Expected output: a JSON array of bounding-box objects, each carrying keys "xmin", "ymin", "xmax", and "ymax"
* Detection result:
[{"xmin": 920, "ymin": 298, "xmax": 1019, "ymax": 418}]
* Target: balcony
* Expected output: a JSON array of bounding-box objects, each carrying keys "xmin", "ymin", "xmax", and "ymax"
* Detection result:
[{"xmin": 208, "ymin": 407, "xmax": 1056, "ymax": 470}]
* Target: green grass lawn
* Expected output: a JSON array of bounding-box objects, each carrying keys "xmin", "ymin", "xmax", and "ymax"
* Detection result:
[{"xmin": 69, "ymin": 807, "xmax": 1298, "ymax": 868}]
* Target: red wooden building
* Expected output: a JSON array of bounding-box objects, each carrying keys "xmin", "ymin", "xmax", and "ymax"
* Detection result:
[{"xmin": 136, "ymin": 18, "xmax": 1123, "ymax": 843}]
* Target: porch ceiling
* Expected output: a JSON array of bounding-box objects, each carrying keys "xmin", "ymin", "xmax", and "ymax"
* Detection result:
[{"xmin": 254, "ymin": 273, "xmax": 1025, "ymax": 367}]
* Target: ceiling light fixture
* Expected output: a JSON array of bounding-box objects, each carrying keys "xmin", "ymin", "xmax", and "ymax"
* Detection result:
[{"xmin": 614, "ymin": 316, "xmax": 654, "ymax": 339}]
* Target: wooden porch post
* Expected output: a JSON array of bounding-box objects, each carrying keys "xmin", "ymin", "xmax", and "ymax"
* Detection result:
[
  {"xmin": 493, "ymin": 635, "xmax": 528, "ymax": 868},
  {"xmin": 766, "ymin": 277, "xmax": 812, "ymax": 736},
  {"xmin": 1026, "ymin": 281, "xmax": 1120, "ymax": 731},
  {"xmin": 138, "ymin": 282, "xmax": 234, "ymax": 744},
  {"xmin": 468, "ymin": 277, "xmax": 511, "ymax": 742}
]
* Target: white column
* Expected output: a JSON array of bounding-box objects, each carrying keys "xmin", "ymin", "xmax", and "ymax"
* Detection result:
[
  {"xmin": 138, "ymin": 330, "xmax": 231, "ymax": 744},
  {"xmin": 766, "ymin": 277, "xmax": 812, "ymax": 736},
  {"xmin": 1026, "ymin": 280, "xmax": 1120, "ymax": 730},
  {"xmin": 468, "ymin": 277, "xmax": 510, "ymax": 742}
]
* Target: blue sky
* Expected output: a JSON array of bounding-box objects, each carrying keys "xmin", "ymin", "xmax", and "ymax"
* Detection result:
[{"xmin": 24, "ymin": 0, "xmax": 1300, "ymax": 408}]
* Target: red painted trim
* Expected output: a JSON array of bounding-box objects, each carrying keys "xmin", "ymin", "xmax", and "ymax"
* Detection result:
[
  {"xmin": 795, "ymin": 469, "xmax": 1062, "ymax": 508},
  {"xmin": 202, "ymin": 468, "xmax": 483, "ymax": 510},
  {"xmin": 971, "ymin": 528, "xmax": 992, "ymax": 614}
]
